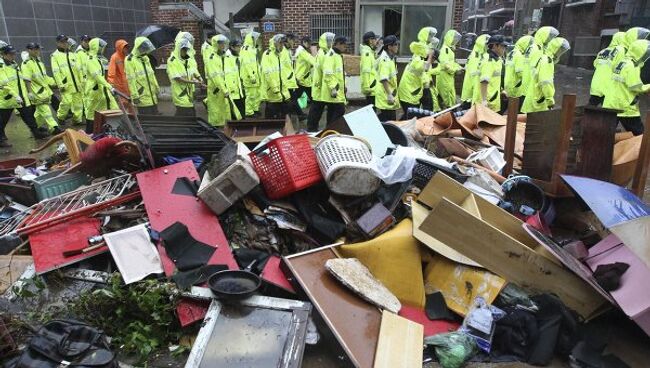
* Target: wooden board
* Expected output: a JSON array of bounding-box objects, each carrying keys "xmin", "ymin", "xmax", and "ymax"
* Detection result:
[
  {"xmin": 419, "ymin": 198, "xmax": 607, "ymax": 319},
  {"xmin": 283, "ymin": 246, "xmax": 381, "ymax": 368},
  {"xmin": 0, "ymin": 255, "xmax": 33, "ymax": 294},
  {"xmin": 373, "ymin": 311, "xmax": 423, "ymax": 368}
]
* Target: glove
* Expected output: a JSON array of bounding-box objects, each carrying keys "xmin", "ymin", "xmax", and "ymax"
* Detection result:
[
  {"xmin": 224, "ymin": 92, "xmax": 230, "ymax": 98},
  {"xmin": 110, "ymin": 88, "xmax": 116, "ymax": 94},
  {"xmin": 546, "ymin": 99, "xmax": 555, "ymax": 109},
  {"xmin": 132, "ymin": 98, "xmax": 141, "ymax": 105},
  {"xmin": 482, "ymin": 99, "xmax": 488, "ymax": 107},
  {"xmin": 424, "ymin": 82, "xmax": 431, "ymax": 89},
  {"xmin": 330, "ymin": 88, "xmax": 338, "ymax": 98},
  {"xmin": 387, "ymin": 93, "xmax": 395, "ymax": 105},
  {"xmin": 15, "ymin": 96, "xmax": 23, "ymax": 105},
  {"xmin": 28, "ymin": 93, "xmax": 35, "ymax": 100}
]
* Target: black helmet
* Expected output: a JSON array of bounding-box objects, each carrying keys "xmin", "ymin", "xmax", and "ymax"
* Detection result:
[
  {"xmin": 1, "ymin": 45, "xmax": 16, "ymax": 54},
  {"xmin": 383, "ymin": 35, "xmax": 399, "ymax": 46},
  {"xmin": 230, "ymin": 39, "xmax": 242, "ymax": 47},
  {"xmin": 55, "ymin": 34, "xmax": 68, "ymax": 42},
  {"xmin": 25, "ymin": 42, "xmax": 41, "ymax": 50},
  {"xmin": 363, "ymin": 31, "xmax": 378, "ymax": 43},
  {"xmin": 487, "ymin": 34, "xmax": 508, "ymax": 46}
]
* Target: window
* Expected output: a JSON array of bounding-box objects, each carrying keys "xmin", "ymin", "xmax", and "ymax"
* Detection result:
[
  {"xmin": 309, "ymin": 14, "xmax": 353, "ymax": 42},
  {"xmin": 360, "ymin": 4, "xmax": 449, "ymax": 55}
]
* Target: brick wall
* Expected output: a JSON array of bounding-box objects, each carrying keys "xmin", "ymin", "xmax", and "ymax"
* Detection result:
[
  {"xmin": 259, "ymin": 19, "xmax": 284, "ymax": 49},
  {"xmin": 453, "ymin": 0, "xmax": 464, "ymax": 31},
  {"xmin": 150, "ymin": 0, "xmax": 205, "ymax": 70},
  {"xmin": 281, "ymin": 0, "xmax": 355, "ymax": 38}
]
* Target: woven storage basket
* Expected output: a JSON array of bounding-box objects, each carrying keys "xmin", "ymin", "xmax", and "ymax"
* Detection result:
[{"xmin": 315, "ymin": 133, "xmax": 380, "ymax": 196}]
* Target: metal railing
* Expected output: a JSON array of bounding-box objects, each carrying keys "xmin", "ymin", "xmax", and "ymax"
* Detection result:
[{"xmin": 309, "ymin": 14, "xmax": 353, "ymax": 42}]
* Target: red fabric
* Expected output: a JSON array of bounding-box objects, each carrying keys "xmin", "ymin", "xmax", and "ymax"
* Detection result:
[
  {"xmin": 261, "ymin": 255, "xmax": 295, "ymax": 293},
  {"xmin": 29, "ymin": 217, "xmax": 104, "ymax": 274},
  {"xmin": 79, "ymin": 136, "xmax": 122, "ymax": 164},
  {"xmin": 398, "ymin": 305, "xmax": 460, "ymax": 337},
  {"xmin": 108, "ymin": 39, "xmax": 129, "ymax": 97}
]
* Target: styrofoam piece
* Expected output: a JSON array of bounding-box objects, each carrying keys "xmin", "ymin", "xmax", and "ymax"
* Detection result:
[
  {"xmin": 467, "ymin": 147, "xmax": 506, "ymax": 173},
  {"xmin": 198, "ymin": 161, "xmax": 260, "ymax": 215}
]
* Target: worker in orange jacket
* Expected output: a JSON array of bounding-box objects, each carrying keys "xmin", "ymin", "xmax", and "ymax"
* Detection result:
[{"xmin": 107, "ymin": 39, "xmax": 131, "ymax": 111}]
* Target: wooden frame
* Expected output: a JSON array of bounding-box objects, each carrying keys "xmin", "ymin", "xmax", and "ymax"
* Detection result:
[{"xmin": 224, "ymin": 116, "xmax": 294, "ymax": 144}]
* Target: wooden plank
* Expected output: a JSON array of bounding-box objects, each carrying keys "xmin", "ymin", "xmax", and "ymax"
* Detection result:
[
  {"xmin": 574, "ymin": 107, "xmax": 617, "ymax": 180},
  {"xmin": 503, "ymin": 97, "xmax": 520, "ymax": 176},
  {"xmin": 419, "ymin": 198, "xmax": 607, "ymax": 319},
  {"xmin": 631, "ymin": 113, "xmax": 650, "ymax": 197},
  {"xmin": 373, "ymin": 311, "xmax": 423, "ymax": 368},
  {"xmin": 551, "ymin": 94, "xmax": 577, "ymax": 194}
]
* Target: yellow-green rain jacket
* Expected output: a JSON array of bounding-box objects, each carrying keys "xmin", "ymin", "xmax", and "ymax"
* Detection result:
[
  {"xmin": 590, "ymin": 32, "xmax": 626, "ymax": 98},
  {"xmin": 50, "ymin": 48, "xmax": 82, "ymax": 95},
  {"xmin": 436, "ymin": 30, "xmax": 462, "ymax": 108},
  {"xmin": 280, "ymin": 47, "xmax": 297, "ymax": 89},
  {"xmin": 603, "ymin": 39, "xmax": 650, "ymax": 117},
  {"xmin": 312, "ymin": 33, "xmax": 335, "ymax": 102},
  {"xmin": 478, "ymin": 49, "xmax": 504, "ymax": 112},
  {"xmin": 504, "ymin": 35, "xmax": 533, "ymax": 98},
  {"xmin": 240, "ymin": 32, "xmax": 260, "ymax": 89},
  {"xmin": 83, "ymin": 38, "xmax": 117, "ymax": 120},
  {"xmin": 360, "ymin": 43, "xmax": 377, "ymax": 96},
  {"xmin": 320, "ymin": 46, "xmax": 346, "ymax": 103},
  {"xmin": 167, "ymin": 38, "xmax": 199, "ymax": 108},
  {"xmin": 261, "ymin": 37, "xmax": 291, "ymax": 103},
  {"xmin": 22, "ymin": 56, "xmax": 54, "ymax": 105},
  {"xmin": 295, "ymin": 45, "xmax": 315, "ymax": 88},
  {"xmin": 374, "ymin": 50, "xmax": 400, "ymax": 111},
  {"xmin": 224, "ymin": 49, "xmax": 244, "ymax": 100},
  {"xmin": 0, "ymin": 59, "xmax": 31, "ymax": 109},
  {"xmin": 398, "ymin": 41, "xmax": 430, "ymax": 105},
  {"xmin": 461, "ymin": 34, "xmax": 488, "ymax": 102},
  {"xmin": 522, "ymin": 37, "xmax": 569, "ymax": 113},
  {"xmin": 125, "ymin": 37, "xmax": 159, "ymax": 107}
]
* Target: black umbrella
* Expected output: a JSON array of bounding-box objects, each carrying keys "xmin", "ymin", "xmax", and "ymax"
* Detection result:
[{"xmin": 136, "ymin": 24, "xmax": 180, "ymax": 48}]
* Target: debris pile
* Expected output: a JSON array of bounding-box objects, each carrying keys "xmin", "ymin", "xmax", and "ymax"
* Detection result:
[{"xmin": 1, "ymin": 99, "xmax": 649, "ymax": 367}]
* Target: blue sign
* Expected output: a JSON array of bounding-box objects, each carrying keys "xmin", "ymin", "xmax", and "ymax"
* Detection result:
[{"xmin": 263, "ymin": 21, "xmax": 274, "ymax": 33}]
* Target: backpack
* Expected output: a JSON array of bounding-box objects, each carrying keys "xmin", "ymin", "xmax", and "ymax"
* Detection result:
[{"xmin": 11, "ymin": 319, "xmax": 117, "ymax": 368}]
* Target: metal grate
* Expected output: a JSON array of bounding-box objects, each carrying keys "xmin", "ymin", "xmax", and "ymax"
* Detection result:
[{"xmin": 309, "ymin": 14, "xmax": 353, "ymax": 42}]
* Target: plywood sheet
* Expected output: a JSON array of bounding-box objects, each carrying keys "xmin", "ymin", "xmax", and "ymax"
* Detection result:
[
  {"xmin": 374, "ymin": 311, "xmax": 423, "ymax": 368},
  {"xmin": 0, "ymin": 255, "xmax": 33, "ymax": 294}
]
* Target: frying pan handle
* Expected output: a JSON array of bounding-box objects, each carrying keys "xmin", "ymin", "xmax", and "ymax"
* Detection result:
[{"xmin": 244, "ymin": 259, "xmax": 258, "ymax": 272}]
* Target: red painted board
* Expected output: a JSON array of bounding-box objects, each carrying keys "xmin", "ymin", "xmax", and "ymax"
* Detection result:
[
  {"xmin": 29, "ymin": 217, "xmax": 104, "ymax": 275},
  {"xmin": 398, "ymin": 305, "xmax": 460, "ymax": 337},
  {"xmin": 261, "ymin": 255, "xmax": 295, "ymax": 293},
  {"xmin": 136, "ymin": 161, "xmax": 237, "ymax": 326}
]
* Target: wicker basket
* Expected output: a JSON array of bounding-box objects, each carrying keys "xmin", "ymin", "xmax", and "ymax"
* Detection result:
[{"xmin": 315, "ymin": 133, "xmax": 380, "ymax": 196}]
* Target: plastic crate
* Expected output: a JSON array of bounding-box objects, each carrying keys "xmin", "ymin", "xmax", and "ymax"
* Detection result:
[
  {"xmin": 249, "ymin": 135, "xmax": 322, "ymax": 199},
  {"xmin": 412, "ymin": 159, "xmax": 468, "ymax": 189},
  {"xmin": 33, "ymin": 170, "xmax": 91, "ymax": 201}
]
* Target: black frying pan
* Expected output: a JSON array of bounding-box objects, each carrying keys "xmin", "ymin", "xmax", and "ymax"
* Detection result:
[{"xmin": 207, "ymin": 261, "xmax": 261, "ymax": 301}]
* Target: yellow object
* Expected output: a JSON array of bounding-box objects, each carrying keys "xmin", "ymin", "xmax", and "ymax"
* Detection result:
[
  {"xmin": 374, "ymin": 310, "xmax": 423, "ymax": 368},
  {"xmin": 338, "ymin": 220, "xmax": 425, "ymax": 308},
  {"xmin": 423, "ymin": 253, "xmax": 506, "ymax": 316}
]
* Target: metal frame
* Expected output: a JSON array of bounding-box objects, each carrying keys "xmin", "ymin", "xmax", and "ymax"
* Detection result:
[{"xmin": 184, "ymin": 290, "xmax": 312, "ymax": 368}]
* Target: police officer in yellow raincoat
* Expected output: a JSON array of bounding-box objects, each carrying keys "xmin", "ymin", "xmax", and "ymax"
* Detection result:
[
  {"xmin": 307, "ymin": 32, "xmax": 335, "ymax": 131},
  {"xmin": 478, "ymin": 35, "xmax": 507, "ymax": 113},
  {"xmin": 0, "ymin": 45, "xmax": 48, "ymax": 147},
  {"xmin": 167, "ymin": 37, "xmax": 203, "ymax": 116},
  {"xmin": 205, "ymin": 35, "xmax": 236, "ymax": 126},
  {"xmin": 240, "ymin": 31, "xmax": 262, "ymax": 117},
  {"xmin": 603, "ymin": 39, "xmax": 650, "ymax": 136},
  {"xmin": 360, "ymin": 31, "xmax": 379, "ymax": 106},
  {"xmin": 225, "ymin": 39, "xmax": 244, "ymax": 120},
  {"xmin": 461, "ymin": 34, "xmax": 489, "ymax": 108},
  {"xmin": 522, "ymin": 37, "xmax": 570, "ymax": 114},
  {"xmin": 83, "ymin": 38, "xmax": 117, "ymax": 133},
  {"xmin": 437, "ymin": 30, "xmax": 463, "ymax": 108},
  {"xmin": 375, "ymin": 35, "xmax": 401, "ymax": 121},
  {"xmin": 398, "ymin": 40, "xmax": 433, "ymax": 118},
  {"xmin": 125, "ymin": 37, "xmax": 159, "ymax": 115},
  {"xmin": 590, "ymin": 32, "xmax": 627, "ymax": 106},
  {"xmin": 261, "ymin": 34, "xmax": 291, "ymax": 119},
  {"xmin": 22, "ymin": 42, "xmax": 61, "ymax": 134},
  {"xmin": 525, "ymin": 26, "xmax": 559, "ymax": 90},
  {"xmin": 51, "ymin": 34, "xmax": 84, "ymax": 125},
  {"xmin": 504, "ymin": 35, "xmax": 533, "ymax": 111},
  {"xmin": 294, "ymin": 36, "xmax": 315, "ymax": 115},
  {"xmin": 319, "ymin": 35, "xmax": 348, "ymax": 123}
]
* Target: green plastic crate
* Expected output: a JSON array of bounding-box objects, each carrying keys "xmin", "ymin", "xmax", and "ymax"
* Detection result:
[{"xmin": 33, "ymin": 170, "xmax": 91, "ymax": 201}]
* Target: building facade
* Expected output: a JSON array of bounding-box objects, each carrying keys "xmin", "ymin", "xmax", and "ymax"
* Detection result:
[{"xmin": 0, "ymin": 0, "xmax": 152, "ymax": 67}]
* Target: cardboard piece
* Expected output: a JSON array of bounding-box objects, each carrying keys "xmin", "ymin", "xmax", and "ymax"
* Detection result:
[
  {"xmin": 0, "ymin": 255, "xmax": 33, "ymax": 294},
  {"xmin": 283, "ymin": 246, "xmax": 381, "ymax": 368},
  {"xmin": 586, "ymin": 234, "xmax": 650, "ymax": 336},
  {"xmin": 418, "ymin": 173, "xmax": 607, "ymax": 318},
  {"xmin": 423, "ymin": 254, "xmax": 506, "ymax": 317},
  {"xmin": 137, "ymin": 161, "xmax": 237, "ymax": 327},
  {"xmin": 103, "ymin": 224, "xmax": 164, "ymax": 284},
  {"xmin": 28, "ymin": 217, "xmax": 104, "ymax": 275},
  {"xmin": 373, "ymin": 311, "xmax": 423, "ymax": 368}
]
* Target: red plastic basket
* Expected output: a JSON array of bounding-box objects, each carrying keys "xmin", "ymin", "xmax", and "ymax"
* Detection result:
[{"xmin": 249, "ymin": 135, "xmax": 322, "ymax": 199}]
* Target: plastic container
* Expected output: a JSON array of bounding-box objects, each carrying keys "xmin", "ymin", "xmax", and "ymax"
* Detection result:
[
  {"xmin": 0, "ymin": 158, "xmax": 37, "ymax": 177},
  {"xmin": 198, "ymin": 161, "xmax": 260, "ymax": 215},
  {"xmin": 249, "ymin": 135, "xmax": 322, "ymax": 199},
  {"xmin": 315, "ymin": 134, "xmax": 380, "ymax": 196},
  {"xmin": 33, "ymin": 170, "xmax": 91, "ymax": 201},
  {"xmin": 467, "ymin": 147, "xmax": 506, "ymax": 173}
]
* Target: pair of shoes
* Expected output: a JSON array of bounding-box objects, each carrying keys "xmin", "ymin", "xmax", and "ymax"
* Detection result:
[
  {"xmin": 51, "ymin": 126, "xmax": 64, "ymax": 135},
  {"xmin": 32, "ymin": 129, "xmax": 50, "ymax": 139}
]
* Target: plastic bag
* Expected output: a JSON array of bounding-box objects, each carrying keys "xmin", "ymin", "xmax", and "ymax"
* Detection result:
[
  {"xmin": 459, "ymin": 297, "xmax": 506, "ymax": 353},
  {"xmin": 392, "ymin": 118, "xmax": 423, "ymax": 147},
  {"xmin": 424, "ymin": 332, "xmax": 477, "ymax": 368},
  {"xmin": 298, "ymin": 92, "xmax": 308, "ymax": 110},
  {"xmin": 369, "ymin": 146, "xmax": 418, "ymax": 184}
]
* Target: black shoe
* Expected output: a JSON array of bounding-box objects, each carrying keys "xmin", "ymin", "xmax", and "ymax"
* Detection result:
[
  {"xmin": 32, "ymin": 129, "xmax": 50, "ymax": 139},
  {"xmin": 51, "ymin": 126, "xmax": 64, "ymax": 135}
]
